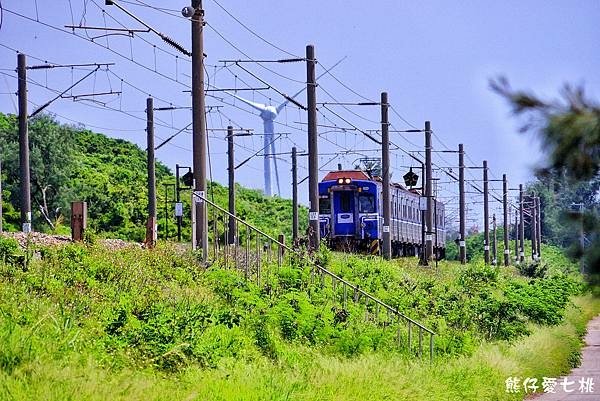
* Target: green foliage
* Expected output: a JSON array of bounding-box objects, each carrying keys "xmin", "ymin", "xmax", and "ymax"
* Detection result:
[
  {"xmin": 492, "ymin": 80, "xmax": 600, "ymax": 271},
  {"xmin": 0, "ymin": 112, "xmax": 307, "ymax": 241},
  {"xmin": 329, "ymin": 254, "xmax": 583, "ymax": 352},
  {"xmin": 0, "ymin": 237, "xmax": 20, "ymax": 264},
  {"xmin": 0, "ymin": 236, "xmax": 595, "ymax": 400}
]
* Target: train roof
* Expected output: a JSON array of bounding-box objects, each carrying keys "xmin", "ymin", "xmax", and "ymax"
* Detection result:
[
  {"xmin": 322, "ymin": 169, "xmax": 424, "ymax": 196},
  {"xmin": 322, "ymin": 170, "xmax": 371, "ymax": 181}
]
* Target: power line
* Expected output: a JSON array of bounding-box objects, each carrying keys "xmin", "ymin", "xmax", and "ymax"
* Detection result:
[
  {"xmin": 3, "ymin": 7, "xmax": 188, "ymax": 87},
  {"xmin": 205, "ymin": 21, "xmax": 305, "ymax": 84},
  {"xmin": 209, "ymin": 0, "xmax": 300, "ymax": 58}
]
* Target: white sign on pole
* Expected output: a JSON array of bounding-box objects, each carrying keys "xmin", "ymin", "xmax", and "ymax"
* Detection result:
[
  {"xmin": 174, "ymin": 202, "xmax": 184, "ymax": 217},
  {"xmin": 419, "ymin": 196, "xmax": 428, "ymax": 211},
  {"xmin": 194, "ymin": 190, "xmax": 205, "ymax": 204}
]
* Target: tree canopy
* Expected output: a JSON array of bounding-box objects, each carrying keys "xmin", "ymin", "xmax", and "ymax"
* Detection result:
[
  {"xmin": 492, "ymin": 79, "xmax": 600, "ymax": 271},
  {"xmin": 0, "ymin": 113, "xmax": 306, "ymax": 241}
]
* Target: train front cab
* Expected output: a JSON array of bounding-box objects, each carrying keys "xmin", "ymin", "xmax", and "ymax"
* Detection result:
[{"xmin": 319, "ymin": 178, "xmax": 379, "ymax": 251}]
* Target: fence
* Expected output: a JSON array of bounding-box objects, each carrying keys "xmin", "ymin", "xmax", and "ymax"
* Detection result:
[{"xmin": 194, "ymin": 192, "xmax": 435, "ymax": 360}]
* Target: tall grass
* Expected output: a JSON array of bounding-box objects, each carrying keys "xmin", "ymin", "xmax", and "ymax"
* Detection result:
[{"xmin": 0, "ymin": 237, "xmax": 596, "ymax": 400}]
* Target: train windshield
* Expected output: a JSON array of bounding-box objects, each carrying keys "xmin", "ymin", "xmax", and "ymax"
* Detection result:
[
  {"xmin": 358, "ymin": 193, "xmax": 375, "ymax": 213},
  {"xmin": 319, "ymin": 197, "xmax": 331, "ymax": 214}
]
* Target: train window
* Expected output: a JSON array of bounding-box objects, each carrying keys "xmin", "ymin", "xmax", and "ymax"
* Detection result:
[
  {"xmin": 358, "ymin": 193, "xmax": 375, "ymax": 213},
  {"xmin": 319, "ymin": 197, "xmax": 331, "ymax": 214},
  {"xmin": 339, "ymin": 191, "xmax": 352, "ymax": 213}
]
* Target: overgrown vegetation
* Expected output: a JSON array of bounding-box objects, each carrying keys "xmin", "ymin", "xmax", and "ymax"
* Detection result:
[
  {"xmin": 0, "ymin": 113, "xmax": 307, "ymax": 241},
  {"xmin": 0, "ymin": 234, "xmax": 594, "ymax": 400}
]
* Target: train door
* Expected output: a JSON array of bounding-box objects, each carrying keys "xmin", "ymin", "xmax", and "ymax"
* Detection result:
[{"xmin": 332, "ymin": 190, "xmax": 356, "ymax": 236}]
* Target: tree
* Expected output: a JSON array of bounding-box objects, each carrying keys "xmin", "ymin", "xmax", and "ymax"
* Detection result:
[{"xmin": 491, "ymin": 78, "xmax": 600, "ymax": 272}]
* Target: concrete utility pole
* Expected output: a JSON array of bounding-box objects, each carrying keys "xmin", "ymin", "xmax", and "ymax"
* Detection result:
[
  {"xmin": 18, "ymin": 53, "xmax": 32, "ymax": 233},
  {"xmin": 425, "ymin": 121, "xmax": 433, "ymax": 262},
  {"xmin": 419, "ymin": 163, "xmax": 426, "ymax": 265},
  {"xmin": 381, "ymin": 92, "xmax": 391, "ymax": 260},
  {"xmin": 291, "ymin": 146, "xmax": 299, "ymax": 244},
  {"xmin": 514, "ymin": 212, "xmax": 519, "ymax": 262},
  {"xmin": 191, "ymin": 0, "xmax": 208, "ymax": 258},
  {"xmin": 227, "ymin": 126, "xmax": 236, "ymax": 245},
  {"xmin": 502, "ymin": 174, "xmax": 510, "ymax": 266},
  {"xmin": 458, "ymin": 143, "xmax": 466, "ymax": 264},
  {"xmin": 531, "ymin": 194, "xmax": 537, "ymax": 260},
  {"xmin": 306, "ymin": 44, "xmax": 320, "ymax": 252},
  {"xmin": 519, "ymin": 184, "xmax": 525, "ymax": 263},
  {"xmin": 146, "ymin": 97, "xmax": 157, "ymax": 247},
  {"xmin": 536, "ymin": 197, "xmax": 542, "ymax": 259},
  {"xmin": 492, "ymin": 214, "xmax": 497, "ymax": 265},
  {"xmin": 483, "ymin": 160, "xmax": 490, "ymax": 264}
]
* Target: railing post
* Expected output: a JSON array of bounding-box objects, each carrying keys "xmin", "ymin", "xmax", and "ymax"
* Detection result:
[
  {"xmin": 419, "ymin": 327, "xmax": 423, "ymax": 358},
  {"xmin": 408, "ymin": 321, "xmax": 412, "ymax": 353},
  {"xmin": 278, "ymin": 233, "xmax": 285, "ymax": 267},
  {"xmin": 430, "ymin": 334, "xmax": 434, "ymax": 363}
]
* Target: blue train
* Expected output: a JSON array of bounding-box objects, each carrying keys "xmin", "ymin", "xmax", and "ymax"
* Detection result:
[{"xmin": 318, "ymin": 169, "xmax": 446, "ymax": 258}]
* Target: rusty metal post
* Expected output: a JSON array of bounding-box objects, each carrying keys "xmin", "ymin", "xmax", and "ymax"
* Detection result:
[{"xmin": 71, "ymin": 201, "xmax": 87, "ymax": 242}]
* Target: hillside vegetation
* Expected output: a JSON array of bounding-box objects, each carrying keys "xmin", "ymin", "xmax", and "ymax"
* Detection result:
[
  {"xmin": 0, "ymin": 235, "xmax": 596, "ymax": 400},
  {"xmin": 0, "ymin": 112, "xmax": 306, "ymax": 241}
]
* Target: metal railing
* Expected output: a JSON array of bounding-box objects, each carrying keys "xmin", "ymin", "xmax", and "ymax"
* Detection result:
[{"xmin": 194, "ymin": 192, "xmax": 435, "ymax": 361}]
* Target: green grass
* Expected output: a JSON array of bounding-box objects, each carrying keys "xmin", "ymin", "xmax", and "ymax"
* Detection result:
[
  {"xmin": 2, "ymin": 296, "xmax": 597, "ymax": 401},
  {"xmin": 0, "ymin": 236, "xmax": 596, "ymax": 400}
]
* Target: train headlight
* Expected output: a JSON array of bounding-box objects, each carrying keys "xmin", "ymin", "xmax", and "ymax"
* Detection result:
[{"xmin": 344, "ymin": 178, "xmax": 351, "ymax": 184}]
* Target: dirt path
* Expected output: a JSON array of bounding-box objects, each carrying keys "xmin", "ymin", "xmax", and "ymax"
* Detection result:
[{"xmin": 529, "ymin": 315, "xmax": 600, "ymax": 400}]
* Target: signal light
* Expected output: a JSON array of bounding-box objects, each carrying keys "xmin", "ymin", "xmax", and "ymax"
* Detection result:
[{"xmin": 182, "ymin": 171, "xmax": 194, "ymax": 187}]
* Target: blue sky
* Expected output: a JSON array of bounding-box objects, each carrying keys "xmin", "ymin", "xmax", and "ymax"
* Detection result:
[{"xmin": 1, "ymin": 0, "xmax": 598, "ymax": 229}]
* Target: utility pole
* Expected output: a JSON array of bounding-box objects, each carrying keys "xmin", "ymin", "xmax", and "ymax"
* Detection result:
[
  {"xmin": 381, "ymin": 92, "xmax": 391, "ymax": 260},
  {"xmin": 458, "ymin": 143, "xmax": 466, "ymax": 264},
  {"xmin": 291, "ymin": 146, "xmax": 299, "ymax": 244},
  {"xmin": 536, "ymin": 197, "xmax": 542, "ymax": 259},
  {"xmin": 531, "ymin": 194, "xmax": 537, "ymax": 260},
  {"xmin": 492, "ymin": 214, "xmax": 497, "ymax": 265},
  {"xmin": 514, "ymin": 212, "xmax": 519, "ymax": 262},
  {"xmin": 420, "ymin": 163, "xmax": 426, "ymax": 265},
  {"xmin": 425, "ymin": 121, "xmax": 433, "ymax": 262},
  {"xmin": 306, "ymin": 44, "xmax": 319, "ymax": 252},
  {"xmin": 483, "ymin": 160, "xmax": 490, "ymax": 264},
  {"xmin": 502, "ymin": 174, "xmax": 509, "ymax": 266},
  {"xmin": 191, "ymin": 0, "xmax": 208, "ymax": 258},
  {"xmin": 146, "ymin": 97, "xmax": 157, "ymax": 247},
  {"xmin": 18, "ymin": 53, "xmax": 31, "ymax": 233},
  {"xmin": 227, "ymin": 126, "xmax": 236, "ymax": 245},
  {"xmin": 175, "ymin": 164, "xmax": 182, "ymax": 242},
  {"xmin": 519, "ymin": 184, "xmax": 525, "ymax": 263}
]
